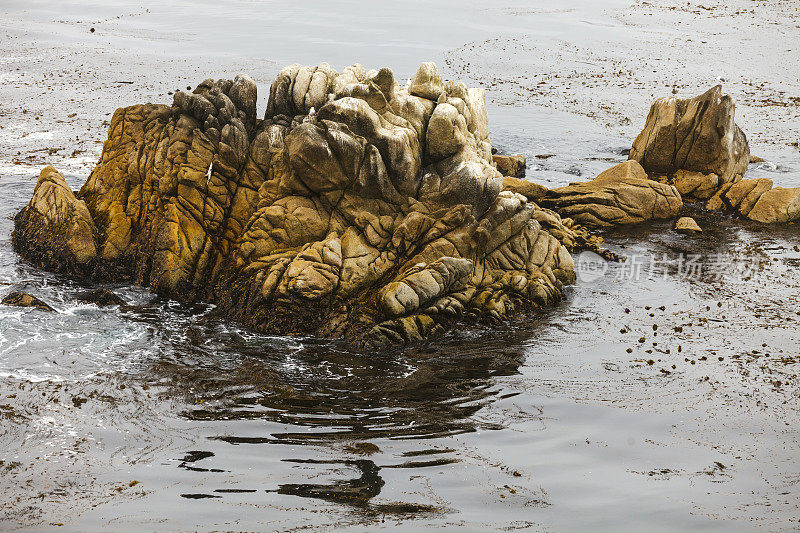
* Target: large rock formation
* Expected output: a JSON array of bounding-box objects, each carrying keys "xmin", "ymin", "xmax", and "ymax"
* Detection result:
[
  {"xmin": 630, "ymin": 85, "xmax": 750, "ymax": 202},
  {"xmin": 13, "ymin": 62, "xmax": 594, "ymax": 346}
]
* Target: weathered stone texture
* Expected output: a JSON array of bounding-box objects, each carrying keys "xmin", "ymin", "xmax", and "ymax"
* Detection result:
[{"xmin": 13, "ymin": 63, "xmax": 593, "ymax": 346}]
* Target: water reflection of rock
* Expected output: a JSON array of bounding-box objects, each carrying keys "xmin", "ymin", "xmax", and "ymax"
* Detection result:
[
  {"xmin": 274, "ymin": 458, "xmax": 448, "ymax": 514},
  {"xmin": 139, "ymin": 326, "xmax": 534, "ymax": 508},
  {"xmin": 275, "ymin": 459, "xmax": 385, "ymax": 506},
  {"xmin": 147, "ymin": 327, "xmax": 532, "ymax": 442}
]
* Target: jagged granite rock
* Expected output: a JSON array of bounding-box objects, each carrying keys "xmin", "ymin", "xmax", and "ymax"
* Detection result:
[
  {"xmin": 630, "ymin": 86, "xmax": 750, "ymax": 201},
  {"xmin": 537, "ymin": 161, "xmax": 682, "ymax": 228},
  {"xmin": 1, "ymin": 292, "xmax": 55, "ymax": 312},
  {"xmin": 13, "ymin": 63, "xmax": 600, "ymax": 347}
]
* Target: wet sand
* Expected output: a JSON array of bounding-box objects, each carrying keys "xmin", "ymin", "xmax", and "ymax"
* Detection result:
[{"xmin": 1, "ymin": 0, "xmax": 799, "ymax": 531}]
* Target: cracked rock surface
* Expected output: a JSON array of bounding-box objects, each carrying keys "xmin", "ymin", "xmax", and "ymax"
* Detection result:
[{"xmin": 12, "ymin": 62, "xmax": 591, "ymax": 346}]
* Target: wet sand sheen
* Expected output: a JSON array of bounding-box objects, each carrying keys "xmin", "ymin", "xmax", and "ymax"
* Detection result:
[{"xmin": 1, "ymin": 0, "xmax": 799, "ymax": 530}]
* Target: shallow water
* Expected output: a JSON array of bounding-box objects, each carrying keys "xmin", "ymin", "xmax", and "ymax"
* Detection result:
[{"xmin": 2, "ymin": 1, "xmax": 800, "ymax": 531}]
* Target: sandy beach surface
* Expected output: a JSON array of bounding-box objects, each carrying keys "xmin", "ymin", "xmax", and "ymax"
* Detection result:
[{"xmin": 1, "ymin": 0, "xmax": 799, "ymax": 530}]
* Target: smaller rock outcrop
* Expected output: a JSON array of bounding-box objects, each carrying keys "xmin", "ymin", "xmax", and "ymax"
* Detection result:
[
  {"xmin": 76, "ymin": 289, "xmax": 128, "ymax": 307},
  {"xmin": 722, "ymin": 178, "xmax": 773, "ymax": 217},
  {"xmin": 630, "ymin": 87, "xmax": 800, "ymax": 225},
  {"xmin": 12, "ymin": 166, "xmax": 97, "ymax": 274},
  {"xmin": 702, "ymin": 178, "xmax": 800, "ymax": 223},
  {"xmin": 493, "ymin": 154, "xmax": 526, "ymax": 178},
  {"xmin": 2, "ymin": 292, "xmax": 55, "ymax": 312},
  {"xmin": 747, "ymin": 187, "xmax": 800, "ymax": 223},
  {"xmin": 674, "ymin": 217, "xmax": 702, "ymax": 234},
  {"xmin": 630, "ymin": 85, "xmax": 750, "ymax": 202},
  {"xmin": 537, "ymin": 161, "xmax": 682, "ymax": 228}
]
